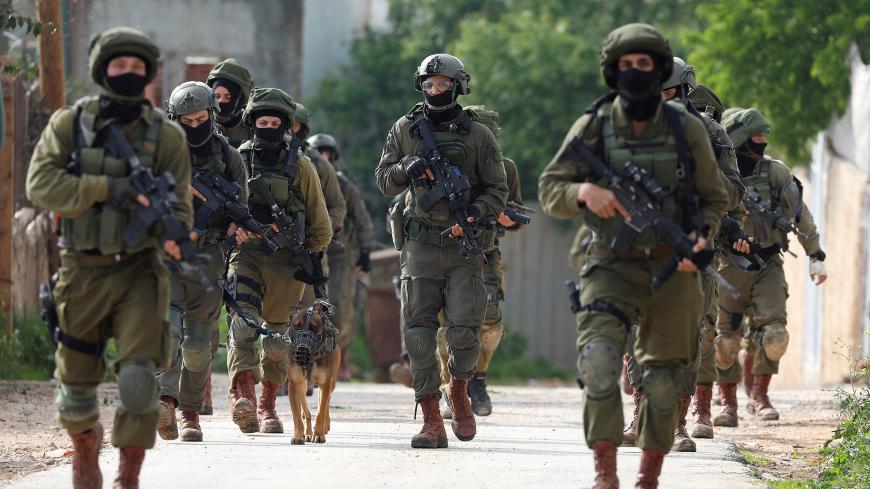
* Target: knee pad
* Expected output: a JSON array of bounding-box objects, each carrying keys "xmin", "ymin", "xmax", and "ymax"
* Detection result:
[
  {"xmin": 714, "ymin": 334, "xmax": 740, "ymax": 370},
  {"xmin": 446, "ymin": 326, "xmax": 480, "ymax": 351},
  {"xmin": 262, "ymin": 333, "xmax": 291, "ymax": 363},
  {"xmin": 404, "ymin": 326, "xmax": 437, "ymax": 368},
  {"xmin": 479, "ymin": 326, "xmax": 503, "ymax": 353},
  {"xmin": 56, "ymin": 383, "xmax": 98, "ymax": 423},
  {"xmin": 762, "ymin": 325, "xmax": 789, "ymax": 361},
  {"xmin": 576, "ymin": 338, "xmax": 621, "ymax": 399},
  {"xmin": 181, "ymin": 320, "xmax": 214, "ymax": 372},
  {"xmin": 117, "ymin": 361, "xmax": 158, "ymax": 415},
  {"xmin": 640, "ymin": 366, "xmax": 680, "ymax": 414},
  {"xmin": 228, "ymin": 313, "xmax": 258, "ymax": 347}
]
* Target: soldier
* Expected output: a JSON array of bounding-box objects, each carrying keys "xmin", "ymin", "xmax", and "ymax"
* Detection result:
[
  {"xmin": 309, "ymin": 133, "xmax": 375, "ymax": 381},
  {"xmin": 436, "ymin": 106, "xmax": 524, "ymax": 418},
  {"xmin": 26, "ymin": 27, "xmax": 192, "ymax": 488},
  {"xmin": 713, "ymin": 108, "xmax": 827, "ymax": 426},
  {"xmin": 538, "ymin": 23, "xmax": 728, "ymax": 488},
  {"xmin": 622, "ymin": 58, "xmax": 748, "ymax": 452},
  {"xmin": 154, "ymin": 81, "xmax": 252, "ymax": 443},
  {"xmin": 225, "ymin": 88, "xmax": 332, "ymax": 434},
  {"xmin": 207, "ymin": 58, "xmax": 254, "ymax": 148},
  {"xmin": 376, "ymin": 53, "xmax": 507, "ymax": 448}
]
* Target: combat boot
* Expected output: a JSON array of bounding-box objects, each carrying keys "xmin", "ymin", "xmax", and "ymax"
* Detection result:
[
  {"xmin": 691, "ymin": 384, "xmax": 714, "ymax": 439},
  {"xmin": 112, "ymin": 446, "xmax": 145, "ymax": 489},
  {"xmin": 672, "ymin": 394, "xmax": 696, "ymax": 452},
  {"xmin": 257, "ymin": 380, "xmax": 283, "ymax": 433},
  {"xmin": 448, "ymin": 377, "xmax": 476, "ymax": 441},
  {"xmin": 622, "ymin": 391, "xmax": 641, "ymax": 446},
  {"xmin": 712, "ymin": 383, "xmax": 738, "ymax": 427},
  {"xmin": 591, "ymin": 440, "xmax": 619, "ymax": 489},
  {"xmin": 156, "ymin": 395, "xmax": 178, "ymax": 440},
  {"xmin": 179, "ymin": 411, "xmax": 202, "ymax": 442},
  {"xmin": 199, "ymin": 376, "xmax": 213, "ymax": 415},
  {"xmin": 69, "ymin": 423, "xmax": 103, "ymax": 489},
  {"xmin": 389, "ymin": 358, "xmax": 412, "ymax": 388},
  {"xmin": 747, "ymin": 374, "xmax": 779, "ymax": 420},
  {"xmin": 635, "ymin": 448, "xmax": 665, "ymax": 489},
  {"xmin": 441, "ymin": 390, "xmax": 453, "ymax": 419},
  {"xmin": 468, "ymin": 372, "xmax": 492, "ymax": 416},
  {"xmin": 228, "ymin": 371, "xmax": 258, "ymax": 433},
  {"xmin": 740, "ymin": 349, "xmax": 754, "ymax": 398},
  {"xmin": 411, "ymin": 394, "xmax": 448, "ymax": 448}
]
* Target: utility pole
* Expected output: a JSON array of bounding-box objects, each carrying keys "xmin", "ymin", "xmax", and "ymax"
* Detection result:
[{"xmin": 37, "ymin": 0, "xmax": 64, "ymax": 111}]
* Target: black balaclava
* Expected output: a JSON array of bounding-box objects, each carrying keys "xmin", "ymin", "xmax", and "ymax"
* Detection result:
[
  {"xmin": 183, "ymin": 119, "xmax": 213, "ymax": 150},
  {"xmin": 294, "ymin": 124, "xmax": 310, "ymax": 142},
  {"xmin": 212, "ymin": 78, "xmax": 243, "ymax": 126},
  {"xmin": 747, "ymin": 139, "xmax": 767, "ymax": 156},
  {"xmin": 99, "ymin": 54, "xmax": 149, "ymax": 122},
  {"xmin": 737, "ymin": 139, "xmax": 767, "ymax": 177},
  {"xmin": 253, "ymin": 110, "xmax": 290, "ymax": 161},
  {"xmin": 98, "ymin": 95, "xmax": 143, "ymax": 122},
  {"xmin": 423, "ymin": 79, "xmax": 462, "ymax": 124},
  {"xmin": 615, "ymin": 54, "xmax": 663, "ymax": 121}
]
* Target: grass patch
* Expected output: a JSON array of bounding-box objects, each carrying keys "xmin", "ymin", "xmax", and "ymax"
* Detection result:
[
  {"xmin": 0, "ymin": 312, "xmax": 55, "ymax": 380},
  {"xmin": 485, "ymin": 332, "xmax": 574, "ymax": 383},
  {"xmin": 740, "ymin": 449, "xmax": 773, "ymax": 467}
]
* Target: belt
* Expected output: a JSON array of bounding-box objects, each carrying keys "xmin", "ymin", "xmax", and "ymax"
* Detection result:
[
  {"xmin": 61, "ymin": 250, "xmax": 143, "ymax": 268},
  {"xmin": 590, "ymin": 243, "xmax": 673, "ymax": 259}
]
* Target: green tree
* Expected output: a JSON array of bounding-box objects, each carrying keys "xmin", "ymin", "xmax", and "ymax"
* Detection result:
[{"xmin": 688, "ymin": 0, "xmax": 870, "ymax": 162}]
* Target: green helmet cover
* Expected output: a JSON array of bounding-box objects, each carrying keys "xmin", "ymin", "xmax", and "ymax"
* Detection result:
[
  {"xmin": 207, "ymin": 58, "xmax": 254, "ymax": 106},
  {"xmin": 465, "ymin": 105, "xmax": 500, "ymax": 138},
  {"xmin": 600, "ymin": 23, "xmax": 673, "ymax": 88},
  {"xmin": 724, "ymin": 108, "xmax": 771, "ymax": 148},
  {"xmin": 294, "ymin": 103, "xmax": 312, "ymax": 128},
  {"xmin": 687, "ymin": 84, "xmax": 724, "ymax": 123},
  {"xmin": 166, "ymin": 81, "xmax": 219, "ymax": 119},
  {"xmin": 242, "ymin": 87, "xmax": 296, "ymax": 127},
  {"xmin": 88, "ymin": 27, "xmax": 160, "ymax": 89},
  {"xmin": 721, "ymin": 107, "xmax": 746, "ymax": 122}
]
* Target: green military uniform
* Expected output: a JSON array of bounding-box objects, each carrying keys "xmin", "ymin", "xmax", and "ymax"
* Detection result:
[
  {"xmin": 537, "ymin": 25, "xmax": 728, "ymax": 456},
  {"xmin": 225, "ymin": 88, "xmax": 332, "ymax": 433},
  {"xmin": 26, "ymin": 28, "xmax": 192, "ymax": 453},
  {"xmin": 155, "ymin": 83, "xmax": 249, "ymax": 438},
  {"xmin": 207, "ymin": 58, "xmax": 254, "ymax": 148}
]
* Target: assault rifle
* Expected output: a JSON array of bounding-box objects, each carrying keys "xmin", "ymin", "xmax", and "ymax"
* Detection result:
[
  {"xmin": 190, "ymin": 169, "xmax": 278, "ymax": 252},
  {"xmin": 567, "ymin": 137, "xmax": 737, "ymax": 296},
  {"xmin": 103, "ymin": 121, "xmax": 212, "ymax": 290},
  {"xmin": 409, "ymin": 118, "xmax": 483, "ymax": 259},
  {"xmin": 719, "ymin": 215, "xmax": 766, "ymax": 272},
  {"xmin": 504, "ymin": 201, "xmax": 535, "ymax": 226},
  {"xmin": 248, "ymin": 175, "xmax": 328, "ymax": 298},
  {"xmin": 742, "ymin": 190, "xmax": 809, "ymax": 241},
  {"xmin": 39, "ymin": 273, "xmax": 59, "ymax": 350}
]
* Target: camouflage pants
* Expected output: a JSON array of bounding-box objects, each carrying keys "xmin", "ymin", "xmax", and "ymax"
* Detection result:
[
  {"xmin": 156, "ymin": 244, "xmax": 225, "ymax": 412},
  {"xmin": 53, "ymin": 250, "xmax": 170, "ymax": 449}
]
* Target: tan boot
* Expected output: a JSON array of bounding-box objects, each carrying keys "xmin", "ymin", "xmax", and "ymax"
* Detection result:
[
  {"xmin": 635, "ymin": 448, "xmax": 665, "ymax": 489},
  {"xmin": 448, "ymin": 377, "xmax": 476, "ymax": 441},
  {"xmin": 112, "ymin": 446, "xmax": 145, "ymax": 489},
  {"xmin": 156, "ymin": 395, "xmax": 178, "ymax": 440},
  {"xmin": 747, "ymin": 374, "xmax": 779, "ymax": 420},
  {"xmin": 257, "ymin": 380, "xmax": 283, "ymax": 433},
  {"xmin": 622, "ymin": 391, "xmax": 641, "ymax": 447},
  {"xmin": 712, "ymin": 382, "xmax": 738, "ymax": 427},
  {"xmin": 228, "ymin": 371, "xmax": 258, "ymax": 433},
  {"xmin": 591, "ymin": 440, "xmax": 619, "ymax": 489},
  {"xmin": 740, "ymin": 350, "xmax": 754, "ymax": 399},
  {"xmin": 691, "ymin": 384, "xmax": 714, "ymax": 438},
  {"xmin": 672, "ymin": 394, "xmax": 696, "ymax": 452},
  {"xmin": 199, "ymin": 375, "xmax": 213, "ymax": 416},
  {"xmin": 411, "ymin": 394, "xmax": 448, "ymax": 448},
  {"xmin": 389, "ymin": 359, "xmax": 412, "ymax": 388},
  {"xmin": 179, "ymin": 411, "xmax": 202, "ymax": 442},
  {"xmin": 69, "ymin": 423, "xmax": 103, "ymax": 489}
]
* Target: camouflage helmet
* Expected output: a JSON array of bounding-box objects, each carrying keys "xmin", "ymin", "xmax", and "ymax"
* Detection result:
[
  {"xmin": 307, "ymin": 133, "xmax": 339, "ymax": 159},
  {"xmin": 242, "ymin": 87, "xmax": 296, "ymax": 128},
  {"xmin": 414, "ymin": 54, "xmax": 471, "ymax": 95},
  {"xmin": 88, "ymin": 27, "xmax": 160, "ymax": 87},
  {"xmin": 687, "ymin": 84, "xmax": 724, "ymax": 123},
  {"xmin": 466, "ymin": 105, "xmax": 500, "ymax": 138},
  {"xmin": 662, "ymin": 57, "xmax": 697, "ymax": 92},
  {"xmin": 723, "ymin": 108, "xmax": 771, "ymax": 148},
  {"xmin": 165, "ymin": 81, "xmax": 219, "ymax": 120},
  {"xmin": 600, "ymin": 23, "xmax": 673, "ymax": 89},
  {"xmin": 294, "ymin": 103, "xmax": 312, "ymax": 128},
  {"xmin": 206, "ymin": 58, "xmax": 254, "ymax": 106}
]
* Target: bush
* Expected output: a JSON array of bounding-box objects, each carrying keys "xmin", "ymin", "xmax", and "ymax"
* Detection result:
[
  {"xmin": 0, "ymin": 312, "xmax": 55, "ymax": 380},
  {"xmin": 485, "ymin": 331, "xmax": 574, "ymax": 383}
]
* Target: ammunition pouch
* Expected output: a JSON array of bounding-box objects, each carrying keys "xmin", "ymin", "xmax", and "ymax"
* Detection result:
[{"xmin": 404, "ymin": 216, "xmax": 497, "ymax": 252}]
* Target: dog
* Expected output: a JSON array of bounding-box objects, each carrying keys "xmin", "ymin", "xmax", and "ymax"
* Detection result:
[{"xmin": 286, "ymin": 301, "xmax": 340, "ymax": 445}]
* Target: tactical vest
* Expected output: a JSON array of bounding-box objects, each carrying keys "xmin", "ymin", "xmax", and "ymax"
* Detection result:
[
  {"xmin": 586, "ymin": 100, "xmax": 691, "ymax": 250},
  {"xmin": 61, "ymin": 96, "xmax": 161, "ymax": 255},
  {"xmin": 239, "ymin": 141, "xmax": 307, "ymax": 243},
  {"xmin": 742, "ymin": 157, "xmax": 786, "ymax": 248},
  {"xmin": 193, "ymin": 135, "xmax": 236, "ymax": 248}
]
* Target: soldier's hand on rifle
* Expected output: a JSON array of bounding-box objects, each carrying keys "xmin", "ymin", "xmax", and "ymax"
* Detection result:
[
  {"xmin": 107, "ymin": 176, "xmax": 150, "ymax": 209},
  {"xmin": 497, "ymin": 212, "xmax": 517, "ymax": 228},
  {"xmin": 677, "ymin": 235, "xmax": 708, "ymax": 273},
  {"xmin": 450, "ymin": 216, "xmax": 476, "ymax": 237},
  {"xmin": 189, "ymin": 184, "xmax": 206, "ymax": 202},
  {"xmin": 401, "ymin": 155, "xmax": 433, "ymax": 180},
  {"xmin": 164, "ymin": 231, "xmax": 198, "ymax": 261},
  {"xmin": 577, "ymin": 183, "xmax": 630, "ymax": 221},
  {"xmin": 733, "ymin": 236, "xmax": 753, "ymax": 254},
  {"xmin": 227, "ymin": 223, "xmax": 257, "ymax": 244}
]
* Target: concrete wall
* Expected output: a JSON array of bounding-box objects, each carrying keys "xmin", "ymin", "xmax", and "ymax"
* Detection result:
[{"xmin": 64, "ymin": 0, "xmax": 303, "ymax": 102}]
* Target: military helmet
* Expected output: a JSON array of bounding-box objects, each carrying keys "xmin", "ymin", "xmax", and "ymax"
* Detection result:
[
  {"xmin": 687, "ymin": 84, "xmax": 724, "ymax": 123},
  {"xmin": 165, "ymin": 82, "xmax": 219, "ymax": 120},
  {"xmin": 466, "ymin": 105, "xmax": 500, "ymax": 138},
  {"xmin": 294, "ymin": 103, "xmax": 312, "ymax": 128},
  {"xmin": 662, "ymin": 57, "xmax": 697, "ymax": 91},
  {"xmin": 723, "ymin": 108, "xmax": 771, "ymax": 148},
  {"xmin": 414, "ymin": 54, "xmax": 471, "ymax": 95},
  {"xmin": 721, "ymin": 106, "xmax": 746, "ymax": 123},
  {"xmin": 307, "ymin": 133, "xmax": 339, "ymax": 158},
  {"xmin": 242, "ymin": 87, "xmax": 296, "ymax": 127},
  {"xmin": 600, "ymin": 23, "xmax": 673, "ymax": 89},
  {"xmin": 206, "ymin": 58, "xmax": 254, "ymax": 105},
  {"xmin": 88, "ymin": 27, "xmax": 160, "ymax": 86}
]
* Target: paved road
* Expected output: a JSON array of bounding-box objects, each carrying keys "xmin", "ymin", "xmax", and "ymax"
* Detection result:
[{"xmin": 9, "ymin": 377, "xmax": 759, "ymax": 488}]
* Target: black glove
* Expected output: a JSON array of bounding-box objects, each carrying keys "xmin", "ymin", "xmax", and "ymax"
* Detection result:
[
  {"xmin": 294, "ymin": 252, "xmax": 327, "ymax": 286},
  {"xmin": 401, "ymin": 155, "xmax": 429, "ymax": 180},
  {"xmin": 809, "ymin": 250, "xmax": 826, "ymax": 262},
  {"xmin": 356, "ymin": 248, "xmax": 371, "ymax": 272},
  {"xmin": 106, "ymin": 176, "xmax": 139, "ymax": 209}
]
